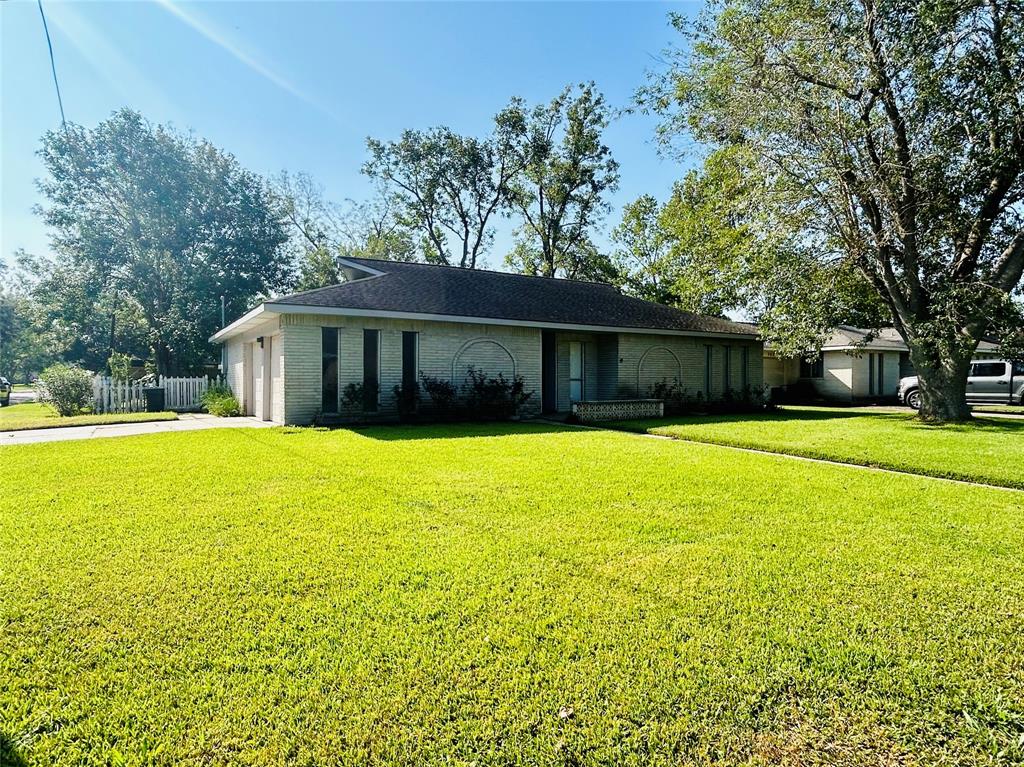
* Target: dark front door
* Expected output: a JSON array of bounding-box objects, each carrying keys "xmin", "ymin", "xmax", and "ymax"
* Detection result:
[{"xmin": 542, "ymin": 331, "xmax": 557, "ymax": 414}]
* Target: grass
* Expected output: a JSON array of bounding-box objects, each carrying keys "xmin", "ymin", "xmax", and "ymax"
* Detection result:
[
  {"xmin": 0, "ymin": 402, "xmax": 177, "ymax": 432},
  {"xmin": 609, "ymin": 405, "xmax": 1024, "ymax": 489},
  {"xmin": 10, "ymin": 384, "xmax": 34, "ymax": 393},
  {"xmin": 1, "ymin": 424, "xmax": 1023, "ymax": 765},
  {"xmin": 972, "ymin": 404, "xmax": 1024, "ymax": 415}
]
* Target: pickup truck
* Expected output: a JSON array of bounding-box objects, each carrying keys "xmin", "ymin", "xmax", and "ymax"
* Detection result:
[
  {"xmin": 898, "ymin": 359, "xmax": 1024, "ymax": 410},
  {"xmin": 0, "ymin": 377, "xmax": 10, "ymax": 407}
]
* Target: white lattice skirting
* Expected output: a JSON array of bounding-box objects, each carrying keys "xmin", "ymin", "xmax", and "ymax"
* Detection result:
[{"xmin": 571, "ymin": 399, "xmax": 664, "ymax": 422}]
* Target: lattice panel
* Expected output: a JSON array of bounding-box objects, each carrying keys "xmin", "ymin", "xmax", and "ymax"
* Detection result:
[{"xmin": 571, "ymin": 399, "xmax": 664, "ymax": 422}]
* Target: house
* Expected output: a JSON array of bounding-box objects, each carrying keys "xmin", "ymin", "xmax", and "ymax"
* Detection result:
[
  {"xmin": 211, "ymin": 258, "xmax": 763, "ymax": 424},
  {"xmin": 764, "ymin": 325, "xmax": 1000, "ymax": 402}
]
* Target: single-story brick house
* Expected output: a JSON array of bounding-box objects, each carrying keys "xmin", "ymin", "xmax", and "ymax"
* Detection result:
[
  {"xmin": 212, "ymin": 258, "xmax": 763, "ymax": 424},
  {"xmin": 764, "ymin": 325, "xmax": 1000, "ymax": 402}
]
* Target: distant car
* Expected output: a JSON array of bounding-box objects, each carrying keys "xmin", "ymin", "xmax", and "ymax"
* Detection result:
[
  {"xmin": 0, "ymin": 377, "xmax": 10, "ymax": 407},
  {"xmin": 898, "ymin": 359, "xmax": 1024, "ymax": 410}
]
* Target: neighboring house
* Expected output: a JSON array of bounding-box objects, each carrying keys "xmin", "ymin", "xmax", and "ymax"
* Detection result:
[
  {"xmin": 211, "ymin": 258, "xmax": 763, "ymax": 425},
  {"xmin": 764, "ymin": 325, "xmax": 1000, "ymax": 402}
]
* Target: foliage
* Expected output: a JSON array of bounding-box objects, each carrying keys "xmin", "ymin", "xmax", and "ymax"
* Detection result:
[
  {"xmin": 0, "ymin": 402, "xmax": 176, "ymax": 432},
  {"xmin": 460, "ymin": 367, "xmax": 534, "ymax": 419},
  {"xmin": 363, "ymin": 111, "xmax": 523, "ymax": 268},
  {"xmin": 0, "ymin": 267, "xmax": 56, "ymax": 382},
  {"xmin": 641, "ymin": 2, "xmax": 1024, "ymax": 420},
  {"xmin": 610, "ymin": 194, "xmax": 675, "ymax": 302},
  {"xmin": 200, "ymin": 382, "xmax": 241, "ymax": 417},
  {"xmin": 2, "ymin": 425, "xmax": 1023, "ymax": 764},
  {"xmin": 616, "ymin": 405, "xmax": 1024, "ymax": 490},
  {"xmin": 34, "ymin": 109, "xmax": 292, "ymax": 375},
  {"xmin": 648, "ymin": 379, "xmax": 770, "ymax": 416},
  {"xmin": 273, "ymin": 172, "xmax": 417, "ymax": 291},
  {"xmin": 418, "ymin": 374, "xmax": 458, "ymax": 416},
  {"xmin": 649, "ymin": 379, "xmax": 702, "ymax": 416},
  {"xmin": 504, "ymin": 83, "xmax": 620, "ymax": 278},
  {"xmin": 392, "ymin": 381, "xmax": 421, "ymax": 421},
  {"xmin": 107, "ymin": 351, "xmax": 132, "ymax": 381},
  {"xmin": 341, "ymin": 382, "xmax": 379, "ymax": 413},
  {"xmin": 38, "ymin": 362, "xmax": 93, "ymax": 416}
]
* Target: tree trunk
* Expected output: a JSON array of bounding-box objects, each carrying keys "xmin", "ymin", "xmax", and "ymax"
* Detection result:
[
  {"xmin": 154, "ymin": 340, "xmax": 173, "ymax": 378},
  {"xmin": 906, "ymin": 340, "xmax": 974, "ymax": 422}
]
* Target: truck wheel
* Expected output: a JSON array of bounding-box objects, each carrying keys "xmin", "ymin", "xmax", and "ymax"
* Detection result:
[{"xmin": 906, "ymin": 389, "xmax": 922, "ymax": 410}]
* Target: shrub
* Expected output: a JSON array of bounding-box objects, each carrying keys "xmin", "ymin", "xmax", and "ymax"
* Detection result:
[
  {"xmin": 39, "ymin": 363, "xmax": 93, "ymax": 416},
  {"xmin": 201, "ymin": 382, "xmax": 241, "ymax": 417},
  {"xmin": 461, "ymin": 367, "xmax": 534, "ymax": 420},
  {"xmin": 419, "ymin": 374, "xmax": 458, "ymax": 418},
  {"xmin": 649, "ymin": 379, "xmax": 701, "ymax": 416},
  {"xmin": 108, "ymin": 352, "xmax": 132, "ymax": 381},
  {"xmin": 393, "ymin": 381, "xmax": 421, "ymax": 421}
]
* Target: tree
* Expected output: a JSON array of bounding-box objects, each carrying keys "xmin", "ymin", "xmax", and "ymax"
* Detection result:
[
  {"xmin": 363, "ymin": 113, "xmax": 523, "ymax": 269},
  {"xmin": 505, "ymin": 83, "xmax": 620, "ymax": 278},
  {"xmin": 611, "ymin": 194, "xmax": 675, "ymax": 301},
  {"xmin": 36, "ymin": 109, "xmax": 292, "ymax": 374},
  {"xmin": 643, "ymin": 1, "xmax": 1024, "ymax": 421},
  {"xmin": 505, "ymin": 229, "xmax": 621, "ymax": 283}
]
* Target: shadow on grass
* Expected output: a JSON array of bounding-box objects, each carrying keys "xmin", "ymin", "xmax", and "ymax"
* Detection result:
[
  {"xmin": 613, "ymin": 406, "xmax": 1024, "ymax": 434},
  {"xmin": 354, "ymin": 420, "xmax": 577, "ymax": 442},
  {"xmin": 0, "ymin": 733, "xmax": 27, "ymax": 767}
]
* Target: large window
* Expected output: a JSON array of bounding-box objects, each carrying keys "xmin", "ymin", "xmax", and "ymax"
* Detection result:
[
  {"xmin": 363, "ymin": 329, "xmax": 380, "ymax": 412},
  {"xmin": 402, "ymin": 331, "xmax": 419, "ymax": 390},
  {"xmin": 704, "ymin": 345, "xmax": 713, "ymax": 395},
  {"xmin": 321, "ymin": 327, "xmax": 338, "ymax": 414},
  {"xmin": 800, "ymin": 357, "xmax": 824, "ymax": 379}
]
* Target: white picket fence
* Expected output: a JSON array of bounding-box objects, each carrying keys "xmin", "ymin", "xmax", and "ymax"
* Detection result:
[{"xmin": 92, "ymin": 375, "xmax": 223, "ymax": 414}]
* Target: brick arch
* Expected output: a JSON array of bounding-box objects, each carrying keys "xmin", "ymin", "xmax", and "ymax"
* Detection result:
[
  {"xmin": 452, "ymin": 338, "xmax": 517, "ymax": 382},
  {"xmin": 637, "ymin": 346, "xmax": 682, "ymax": 395}
]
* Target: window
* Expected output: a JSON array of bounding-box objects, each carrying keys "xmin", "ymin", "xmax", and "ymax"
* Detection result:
[
  {"xmin": 876, "ymin": 353, "xmax": 884, "ymax": 395},
  {"xmin": 321, "ymin": 327, "xmax": 338, "ymax": 414},
  {"xmin": 869, "ymin": 353, "xmax": 875, "ymax": 395},
  {"xmin": 973, "ymin": 362, "xmax": 1006, "ymax": 378},
  {"xmin": 741, "ymin": 347, "xmax": 749, "ymax": 391},
  {"xmin": 723, "ymin": 346, "xmax": 732, "ymax": 392},
  {"xmin": 800, "ymin": 357, "xmax": 824, "ymax": 379},
  {"xmin": 363, "ymin": 329, "xmax": 380, "ymax": 412},
  {"xmin": 402, "ymin": 331, "xmax": 419, "ymax": 391},
  {"xmin": 1014, "ymin": 361, "xmax": 1024, "ymax": 376},
  {"xmin": 568, "ymin": 341, "xmax": 584, "ymax": 402},
  {"xmin": 704, "ymin": 345, "xmax": 713, "ymax": 395}
]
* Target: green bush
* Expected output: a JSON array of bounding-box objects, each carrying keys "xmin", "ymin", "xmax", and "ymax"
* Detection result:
[
  {"xmin": 200, "ymin": 382, "xmax": 241, "ymax": 417},
  {"xmin": 39, "ymin": 363, "xmax": 94, "ymax": 417},
  {"xmin": 419, "ymin": 374, "xmax": 458, "ymax": 418},
  {"xmin": 461, "ymin": 367, "xmax": 534, "ymax": 420}
]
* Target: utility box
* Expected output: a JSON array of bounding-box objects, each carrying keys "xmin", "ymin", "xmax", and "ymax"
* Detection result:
[{"xmin": 143, "ymin": 387, "xmax": 165, "ymax": 413}]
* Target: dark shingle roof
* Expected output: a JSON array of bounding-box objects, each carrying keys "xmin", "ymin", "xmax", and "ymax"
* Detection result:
[{"xmin": 270, "ymin": 258, "xmax": 756, "ymax": 337}]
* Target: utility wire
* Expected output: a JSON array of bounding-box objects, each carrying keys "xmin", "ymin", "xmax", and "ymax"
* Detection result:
[{"xmin": 37, "ymin": 0, "xmax": 66, "ymax": 130}]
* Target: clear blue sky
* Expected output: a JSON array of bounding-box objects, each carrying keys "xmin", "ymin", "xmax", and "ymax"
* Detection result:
[{"xmin": 1, "ymin": 1, "xmax": 701, "ymax": 271}]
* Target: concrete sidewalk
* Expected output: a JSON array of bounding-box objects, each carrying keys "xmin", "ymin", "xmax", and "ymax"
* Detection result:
[{"xmin": 0, "ymin": 412, "xmax": 275, "ymax": 446}]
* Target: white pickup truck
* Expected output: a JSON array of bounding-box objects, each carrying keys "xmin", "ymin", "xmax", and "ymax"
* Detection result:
[{"xmin": 898, "ymin": 359, "xmax": 1024, "ymax": 410}]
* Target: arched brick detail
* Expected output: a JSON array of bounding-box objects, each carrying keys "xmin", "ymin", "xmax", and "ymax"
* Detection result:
[
  {"xmin": 637, "ymin": 346, "xmax": 682, "ymax": 395},
  {"xmin": 452, "ymin": 337, "xmax": 517, "ymax": 382}
]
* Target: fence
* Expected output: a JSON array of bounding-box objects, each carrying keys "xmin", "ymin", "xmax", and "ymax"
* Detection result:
[
  {"xmin": 92, "ymin": 376, "xmax": 223, "ymax": 414},
  {"xmin": 571, "ymin": 399, "xmax": 664, "ymax": 423}
]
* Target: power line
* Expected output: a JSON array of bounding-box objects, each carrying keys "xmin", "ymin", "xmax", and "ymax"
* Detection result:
[{"xmin": 36, "ymin": 0, "xmax": 66, "ymax": 130}]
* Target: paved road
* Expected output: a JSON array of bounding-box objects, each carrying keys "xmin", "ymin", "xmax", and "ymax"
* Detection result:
[
  {"xmin": 0, "ymin": 413, "xmax": 275, "ymax": 447},
  {"xmin": 9, "ymin": 390, "xmax": 36, "ymax": 405}
]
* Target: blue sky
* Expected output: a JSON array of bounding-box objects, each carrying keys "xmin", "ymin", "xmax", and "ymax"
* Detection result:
[{"xmin": 1, "ymin": 1, "xmax": 700, "ymax": 271}]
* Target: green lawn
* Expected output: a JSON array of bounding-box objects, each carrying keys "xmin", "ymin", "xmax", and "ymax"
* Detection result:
[
  {"xmin": 972, "ymin": 404, "xmax": 1024, "ymax": 416},
  {"xmin": 610, "ymin": 406, "xmax": 1024, "ymax": 489},
  {"xmin": 0, "ymin": 402, "xmax": 177, "ymax": 432},
  {"xmin": 2, "ymin": 424, "xmax": 1022, "ymax": 765}
]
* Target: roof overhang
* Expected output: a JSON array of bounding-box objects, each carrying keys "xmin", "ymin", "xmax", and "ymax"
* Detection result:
[
  {"xmin": 209, "ymin": 303, "xmax": 281, "ymax": 343},
  {"xmin": 212, "ymin": 302, "xmax": 758, "ymax": 341}
]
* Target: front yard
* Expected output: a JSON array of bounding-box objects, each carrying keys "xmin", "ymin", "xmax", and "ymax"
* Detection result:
[
  {"xmin": 612, "ymin": 405, "xmax": 1024, "ymax": 489},
  {"xmin": 0, "ymin": 402, "xmax": 177, "ymax": 432},
  {"xmin": 1, "ymin": 422, "xmax": 1022, "ymax": 765}
]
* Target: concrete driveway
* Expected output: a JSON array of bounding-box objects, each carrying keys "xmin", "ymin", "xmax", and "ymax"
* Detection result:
[{"xmin": 0, "ymin": 413, "xmax": 275, "ymax": 447}]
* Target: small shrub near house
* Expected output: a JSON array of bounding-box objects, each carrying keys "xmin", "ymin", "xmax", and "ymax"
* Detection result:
[
  {"xmin": 392, "ymin": 381, "xmax": 421, "ymax": 421},
  {"xmin": 419, "ymin": 375, "xmax": 458, "ymax": 419},
  {"xmin": 462, "ymin": 367, "xmax": 533, "ymax": 420},
  {"xmin": 201, "ymin": 382, "xmax": 241, "ymax": 417},
  {"xmin": 39, "ymin": 363, "xmax": 93, "ymax": 416},
  {"xmin": 648, "ymin": 379, "xmax": 773, "ymax": 416}
]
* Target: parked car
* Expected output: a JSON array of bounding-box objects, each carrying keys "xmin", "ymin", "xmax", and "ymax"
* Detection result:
[
  {"xmin": 898, "ymin": 359, "xmax": 1024, "ymax": 410},
  {"xmin": 0, "ymin": 377, "xmax": 10, "ymax": 407}
]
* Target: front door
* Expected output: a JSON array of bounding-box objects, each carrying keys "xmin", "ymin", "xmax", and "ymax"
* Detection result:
[{"xmin": 568, "ymin": 341, "xmax": 584, "ymax": 403}]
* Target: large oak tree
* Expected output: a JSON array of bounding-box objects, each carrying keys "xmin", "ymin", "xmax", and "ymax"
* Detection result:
[
  {"xmin": 644, "ymin": 0, "xmax": 1024, "ymax": 421},
  {"xmin": 34, "ymin": 109, "xmax": 291, "ymax": 375}
]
